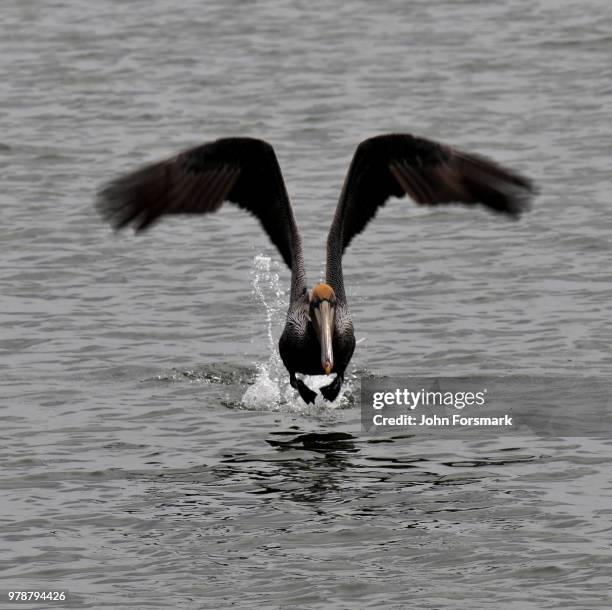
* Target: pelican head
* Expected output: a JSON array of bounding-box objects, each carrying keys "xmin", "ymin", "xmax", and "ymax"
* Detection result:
[{"xmin": 309, "ymin": 283, "xmax": 336, "ymax": 375}]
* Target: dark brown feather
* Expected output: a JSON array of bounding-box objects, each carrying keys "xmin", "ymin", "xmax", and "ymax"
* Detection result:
[
  {"xmin": 96, "ymin": 138, "xmax": 298, "ymax": 269},
  {"xmin": 331, "ymin": 133, "xmax": 536, "ymax": 253}
]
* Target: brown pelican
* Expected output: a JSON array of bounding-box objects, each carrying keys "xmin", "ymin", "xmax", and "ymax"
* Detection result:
[{"xmin": 97, "ymin": 134, "xmax": 535, "ymax": 404}]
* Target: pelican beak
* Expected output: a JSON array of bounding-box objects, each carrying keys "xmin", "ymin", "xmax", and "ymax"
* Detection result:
[{"xmin": 318, "ymin": 300, "xmax": 334, "ymax": 375}]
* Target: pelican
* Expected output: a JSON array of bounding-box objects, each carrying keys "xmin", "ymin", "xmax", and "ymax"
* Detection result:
[{"xmin": 97, "ymin": 134, "xmax": 535, "ymax": 403}]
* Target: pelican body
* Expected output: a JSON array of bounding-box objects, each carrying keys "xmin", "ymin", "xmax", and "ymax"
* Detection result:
[
  {"xmin": 279, "ymin": 283, "xmax": 354, "ymax": 403},
  {"xmin": 97, "ymin": 134, "xmax": 535, "ymax": 403}
]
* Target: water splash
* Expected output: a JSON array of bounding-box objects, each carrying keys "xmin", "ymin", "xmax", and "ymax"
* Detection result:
[{"xmin": 241, "ymin": 254, "xmax": 287, "ymax": 409}]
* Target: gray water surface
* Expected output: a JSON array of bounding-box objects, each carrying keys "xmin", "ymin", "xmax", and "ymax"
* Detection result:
[{"xmin": 1, "ymin": 0, "xmax": 612, "ymax": 608}]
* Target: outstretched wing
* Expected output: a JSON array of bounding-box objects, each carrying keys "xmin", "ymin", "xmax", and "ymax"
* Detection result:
[
  {"xmin": 96, "ymin": 137, "xmax": 299, "ymax": 270},
  {"xmin": 330, "ymin": 133, "xmax": 536, "ymax": 254}
]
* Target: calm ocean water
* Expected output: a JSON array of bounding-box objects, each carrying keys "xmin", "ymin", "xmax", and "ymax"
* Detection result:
[{"xmin": 1, "ymin": 0, "xmax": 611, "ymax": 608}]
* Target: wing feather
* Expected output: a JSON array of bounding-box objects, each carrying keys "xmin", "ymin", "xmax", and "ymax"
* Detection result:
[
  {"xmin": 96, "ymin": 138, "xmax": 299, "ymax": 269},
  {"xmin": 331, "ymin": 133, "xmax": 536, "ymax": 254}
]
